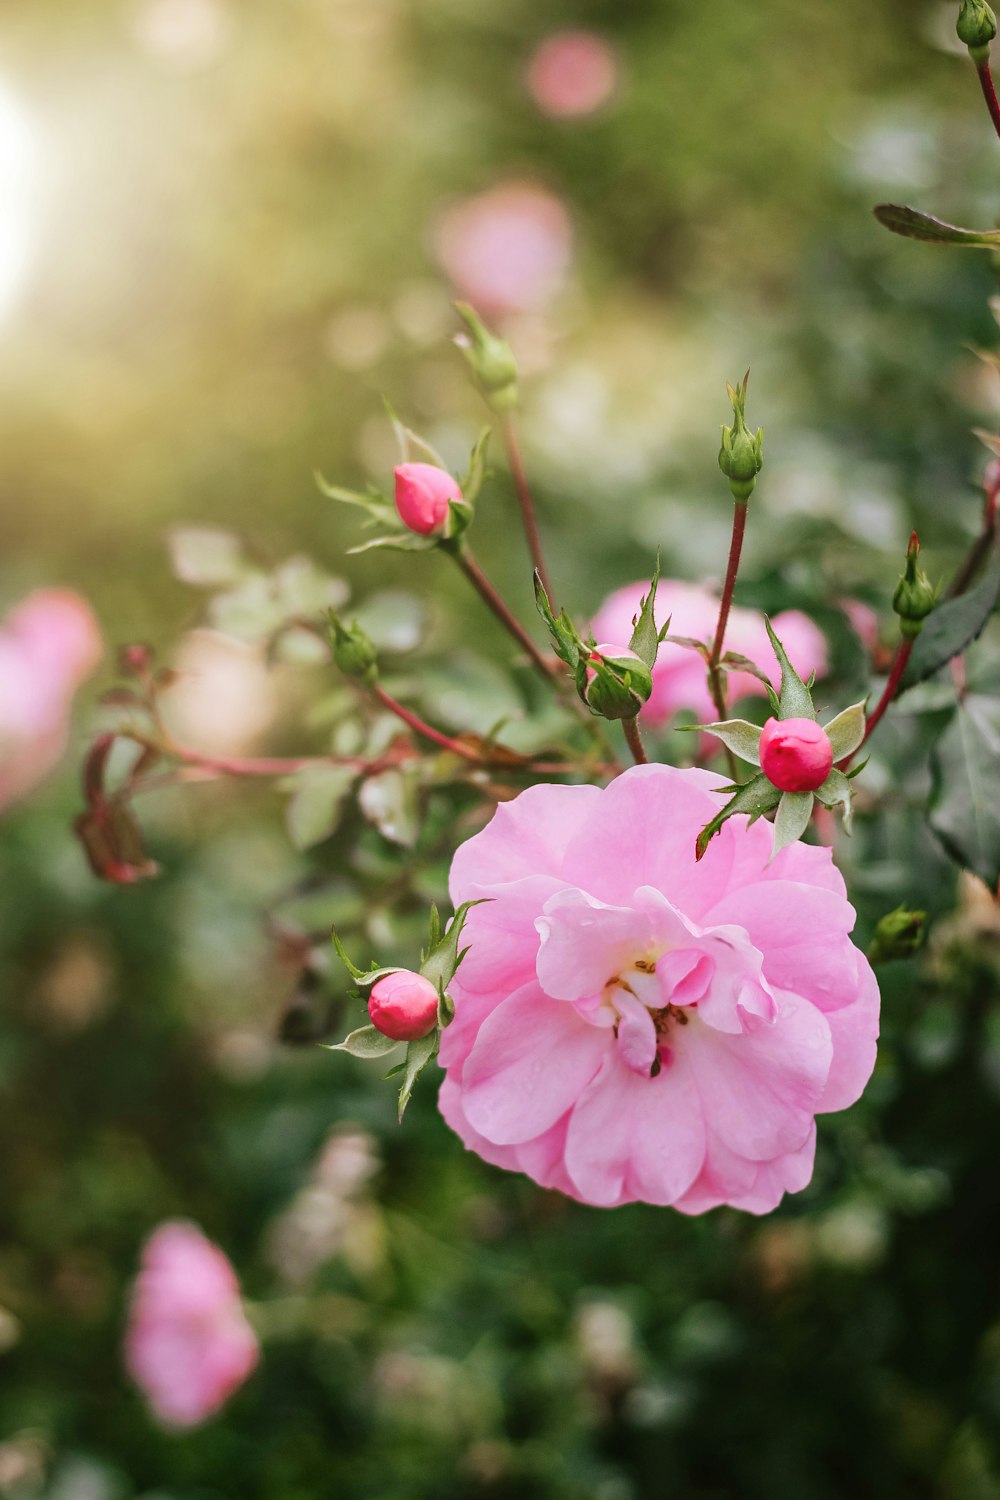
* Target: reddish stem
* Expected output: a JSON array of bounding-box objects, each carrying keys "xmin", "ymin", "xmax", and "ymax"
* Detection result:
[
  {"xmin": 838, "ymin": 637, "xmax": 913, "ymax": 771},
  {"xmin": 948, "ymin": 471, "xmax": 1000, "ymax": 598},
  {"xmin": 372, "ymin": 684, "xmax": 481, "ymax": 761},
  {"xmin": 502, "ymin": 416, "xmax": 552, "ymax": 599},
  {"xmin": 454, "ymin": 548, "xmax": 558, "ymax": 681},
  {"xmin": 622, "ymin": 716, "xmax": 648, "ymax": 766},
  {"xmin": 707, "ymin": 500, "xmax": 749, "ymax": 778},
  {"xmin": 977, "ymin": 59, "xmax": 1000, "ymax": 144}
]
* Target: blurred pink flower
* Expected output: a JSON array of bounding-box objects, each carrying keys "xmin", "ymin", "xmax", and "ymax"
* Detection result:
[
  {"xmin": 433, "ymin": 181, "xmax": 573, "ymax": 316},
  {"xmin": 0, "ymin": 588, "xmax": 102, "ymax": 809},
  {"xmin": 125, "ymin": 1221, "xmax": 259, "ymax": 1429},
  {"xmin": 840, "ymin": 597, "xmax": 880, "ymax": 653},
  {"xmin": 589, "ymin": 580, "xmax": 827, "ymax": 728},
  {"xmin": 439, "ymin": 765, "xmax": 879, "ymax": 1213},
  {"xmin": 526, "ymin": 30, "xmax": 618, "ymax": 119}
]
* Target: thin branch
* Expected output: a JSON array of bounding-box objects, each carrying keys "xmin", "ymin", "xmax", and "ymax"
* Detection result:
[
  {"xmin": 706, "ymin": 500, "xmax": 749, "ymax": 780},
  {"xmin": 977, "ymin": 57, "xmax": 1000, "ymax": 143},
  {"xmin": 838, "ymin": 637, "xmax": 914, "ymax": 771},
  {"xmin": 622, "ymin": 716, "xmax": 649, "ymax": 766},
  {"xmin": 502, "ymin": 415, "xmax": 552, "ymax": 598},
  {"xmin": 453, "ymin": 547, "xmax": 559, "ymax": 682}
]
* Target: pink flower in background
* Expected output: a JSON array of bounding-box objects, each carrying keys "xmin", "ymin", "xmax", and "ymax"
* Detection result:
[
  {"xmin": 439, "ymin": 765, "xmax": 879, "ymax": 1213},
  {"xmin": 0, "ymin": 588, "xmax": 102, "ymax": 809},
  {"xmin": 526, "ymin": 30, "xmax": 618, "ymax": 119},
  {"xmin": 590, "ymin": 580, "xmax": 827, "ymax": 728},
  {"xmin": 125, "ymin": 1221, "xmax": 259, "ymax": 1429},
  {"xmin": 433, "ymin": 181, "xmax": 573, "ymax": 316}
]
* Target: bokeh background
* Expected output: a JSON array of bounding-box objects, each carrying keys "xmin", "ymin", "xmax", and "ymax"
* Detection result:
[{"xmin": 5, "ymin": 0, "xmax": 1000, "ymax": 1495}]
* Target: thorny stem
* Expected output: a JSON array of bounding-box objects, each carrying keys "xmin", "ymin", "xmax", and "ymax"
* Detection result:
[
  {"xmin": 838, "ymin": 637, "xmax": 914, "ymax": 771},
  {"xmin": 502, "ymin": 416, "xmax": 553, "ymax": 599},
  {"xmin": 453, "ymin": 547, "xmax": 558, "ymax": 682},
  {"xmin": 622, "ymin": 716, "xmax": 649, "ymax": 766},
  {"xmin": 977, "ymin": 58, "xmax": 1000, "ymax": 144},
  {"xmin": 707, "ymin": 500, "xmax": 749, "ymax": 780}
]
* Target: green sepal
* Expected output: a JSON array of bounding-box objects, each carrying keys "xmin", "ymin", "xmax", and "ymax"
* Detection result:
[
  {"xmin": 628, "ymin": 552, "xmax": 670, "ymax": 670},
  {"xmin": 461, "ymin": 427, "xmax": 492, "ymax": 503},
  {"xmin": 347, "ymin": 531, "xmax": 438, "ymax": 556},
  {"xmin": 695, "ymin": 773, "xmax": 782, "ymax": 861},
  {"xmin": 765, "ymin": 618, "xmax": 816, "ymax": 720},
  {"xmin": 328, "ymin": 613, "xmax": 379, "ymax": 684},
  {"xmin": 454, "ymin": 304, "xmax": 519, "ymax": 412},
  {"xmin": 772, "ymin": 791, "xmax": 815, "ymax": 855},
  {"xmin": 419, "ymin": 899, "xmax": 489, "ymax": 994},
  {"xmin": 814, "ymin": 767, "xmax": 854, "ymax": 832},
  {"xmin": 314, "ymin": 473, "xmax": 397, "ymax": 528},
  {"xmin": 384, "ymin": 400, "xmax": 449, "ymax": 469},
  {"xmin": 689, "ymin": 718, "xmax": 763, "ymax": 765},
  {"xmin": 534, "ymin": 571, "xmax": 588, "ymax": 697},
  {"xmin": 873, "ymin": 204, "xmax": 1000, "ymax": 249},
  {"xmin": 584, "ymin": 651, "xmax": 653, "ymax": 721},
  {"xmin": 324, "ymin": 1024, "xmax": 400, "ymax": 1060},
  {"xmin": 397, "ymin": 1030, "xmax": 440, "ymax": 1120},
  {"xmin": 330, "ymin": 926, "xmax": 402, "ymax": 988},
  {"xmin": 822, "ymin": 701, "xmax": 867, "ymax": 761}
]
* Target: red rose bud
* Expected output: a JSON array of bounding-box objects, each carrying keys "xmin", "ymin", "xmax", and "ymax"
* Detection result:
[
  {"xmin": 393, "ymin": 463, "xmax": 463, "ymax": 537},
  {"xmin": 759, "ymin": 716, "xmax": 833, "ymax": 794},
  {"xmin": 368, "ymin": 969, "xmax": 440, "ymax": 1041}
]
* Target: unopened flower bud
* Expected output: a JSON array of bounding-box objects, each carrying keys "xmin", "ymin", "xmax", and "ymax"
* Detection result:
[
  {"xmin": 454, "ymin": 303, "xmax": 519, "ymax": 412},
  {"xmin": 368, "ymin": 969, "xmax": 440, "ymax": 1041},
  {"xmin": 718, "ymin": 374, "xmax": 763, "ymax": 503},
  {"xmin": 958, "ymin": 0, "xmax": 997, "ymax": 57},
  {"xmin": 329, "ymin": 615, "xmax": 378, "ymax": 684},
  {"xmin": 393, "ymin": 463, "xmax": 462, "ymax": 537},
  {"xmin": 892, "ymin": 532, "xmax": 936, "ymax": 640},
  {"xmin": 868, "ymin": 906, "xmax": 926, "ymax": 965},
  {"xmin": 584, "ymin": 644, "xmax": 653, "ymax": 721},
  {"xmin": 760, "ymin": 716, "xmax": 833, "ymax": 793}
]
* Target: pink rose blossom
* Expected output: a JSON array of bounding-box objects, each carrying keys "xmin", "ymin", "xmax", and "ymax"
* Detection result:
[
  {"xmin": 760, "ymin": 717, "xmax": 834, "ymax": 793},
  {"xmin": 439, "ymin": 765, "xmax": 879, "ymax": 1213},
  {"xmin": 0, "ymin": 588, "xmax": 102, "ymax": 809},
  {"xmin": 433, "ymin": 181, "xmax": 573, "ymax": 316},
  {"xmin": 589, "ymin": 580, "xmax": 827, "ymax": 728},
  {"xmin": 369, "ymin": 969, "xmax": 439, "ymax": 1041},
  {"xmin": 393, "ymin": 463, "xmax": 461, "ymax": 536},
  {"xmin": 125, "ymin": 1221, "xmax": 259, "ymax": 1429},
  {"xmin": 526, "ymin": 31, "xmax": 618, "ymax": 119}
]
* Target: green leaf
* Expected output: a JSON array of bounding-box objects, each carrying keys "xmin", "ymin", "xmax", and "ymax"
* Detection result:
[
  {"xmin": 822, "ymin": 701, "xmax": 867, "ymax": 761},
  {"xmin": 874, "ymin": 203, "xmax": 1000, "ymax": 248},
  {"xmin": 397, "ymin": 1030, "xmax": 439, "ymax": 1120},
  {"xmin": 693, "ymin": 718, "xmax": 762, "ymax": 765},
  {"xmin": 628, "ymin": 552, "xmax": 667, "ymax": 670},
  {"xmin": 695, "ymin": 773, "xmax": 781, "ymax": 860},
  {"xmin": 325, "ymin": 1024, "xmax": 400, "ymax": 1060},
  {"xmin": 284, "ymin": 765, "xmax": 356, "ymax": 851},
  {"xmin": 772, "ymin": 791, "xmax": 814, "ymax": 855},
  {"xmin": 765, "ymin": 618, "xmax": 816, "ymax": 720},
  {"xmin": 814, "ymin": 768, "xmax": 854, "ymax": 832},
  {"xmin": 898, "ymin": 567, "xmax": 1000, "ymax": 692},
  {"xmin": 358, "ymin": 768, "xmax": 421, "ymax": 847},
  {"xmin": 930, "ymin": 693, "xmax": 1000, "ymax": 885},
  {"xmin": 461, "ymin": 426, "xmax": 492, "ymax": 502},
  {"xmin": 168, "ymin": 526, "xmax": 246, "ymax": 587}
]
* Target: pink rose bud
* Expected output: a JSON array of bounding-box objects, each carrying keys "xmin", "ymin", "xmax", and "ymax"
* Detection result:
[
  {"xmin": 759, "ymin": 716, "xmax": 833, "ymax": 793},
  {"xmin": 393, "ymin": 463, "xmax": 462, "ymax": 537},
  {"xmin": 368, "ymin": 969, "xmax": 440, "ymax": 1041}
]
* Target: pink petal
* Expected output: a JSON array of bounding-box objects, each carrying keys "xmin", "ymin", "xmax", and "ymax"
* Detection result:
[
  {"xmin": 615, "ymin": 993, "xmax": 658, "ymax": 1076},
  {"xmin": 674, "ymin": 1125, "xmax": 817, "ymax": 1216},
  {"xmin": 461, "ymin": 983, "xmax": 607, "ymax": 1145},
  {"xmin": 816, "ymin": 955, "xmax": 880, "ymax": 1112},
  {"xmin": 702, "ymin": 881, "xmax": 858, "ymax": 1012},
  {"xmin": 449, "ymin": 782, "xmax": 603, "ymax": 895},
  {"xmin": 534, "ymin": 885, "xmax": 687, "ymax": 1002}
]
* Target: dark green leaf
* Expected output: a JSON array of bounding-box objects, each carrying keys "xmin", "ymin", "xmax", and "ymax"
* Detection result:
[
  {"xmin": 898, "ymin": 567, "xmax": 1000, "ymax": 692},
  {"xmin": 930, "ymin": 693, "xmax": 1000, "ymax": 886}
]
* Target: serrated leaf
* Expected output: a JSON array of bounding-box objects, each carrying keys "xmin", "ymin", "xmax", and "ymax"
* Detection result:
[
  {"xmin": 772, "ymin": 791, "xmax": 814, "ymax": 855},
  {"xmin": 397, "ymin": 1030, "xmax": 439, "ymax": 1120},
  {"xmin": 930, "ymin": 694, "xmax": 1000, "ymax": 886},
  {"xmin": 284, "ymin": 765, "xmax": 356, "ymax": 851},
  {"xmin": 695, "ymin": 773, "xmax": 781, "ymax": 860},
  {"xmin": 874, "ymin": 204, "xmax": 1000, "ymax": 248},
  {"xmin": 168, "ymin": 526, "xmax": 246, "ymax": 587},
  {"xmin": 822, "ymin": 701, "xmax": 867, "ymax": 760},
  {"xmin": 325, "ymin": 1024, "xmax": 400, "ymax": 1060},
  {"xmin": 359, "ymin": 768, "xmax": 421, "ymax": 847},
  {"xmin": 694, "ymin": 718, "xmax": 762, "ymax": 765},
  {"xmin": 898, "ymin": 567, "xmax": 1000, "ymax": 692},
  {"xmin": 814, "ymin": 767, "xmax": 854, "ymax": 832},
  {"xmin": 765, "ymin": 618, "xmax": 816, "ymax": 720}
]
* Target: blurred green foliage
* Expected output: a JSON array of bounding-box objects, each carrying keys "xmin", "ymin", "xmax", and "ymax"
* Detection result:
[{"xmin": 5, "ymin": 0, "xmax": 1000, "ymax": 1496}]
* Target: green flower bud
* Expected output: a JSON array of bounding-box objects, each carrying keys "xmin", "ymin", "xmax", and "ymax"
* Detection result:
[
  {"xmin": 584, "ymin": 644, "xmax": 653, "ymax": 721},
  {"xmin": 329, "ymin": 613, "xmax": 378, "ymax": 684},
  {"xmin": 892, "ymin": 532, "xmax": 937, "ymax": 640},
  {"xmin": 454, "ymin": 303, "xmax": 519, "ymax": 413},
  {"xmin": 718, "ymin": 373, "xmax": 764, "ymax": 503},
  {"xmin": 958, "ymin": 0, "xmax": 997, "ymax": 56},
  {"xmin": 868, "ymin": 906, "xmax": 926, "ymax": 965}
]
